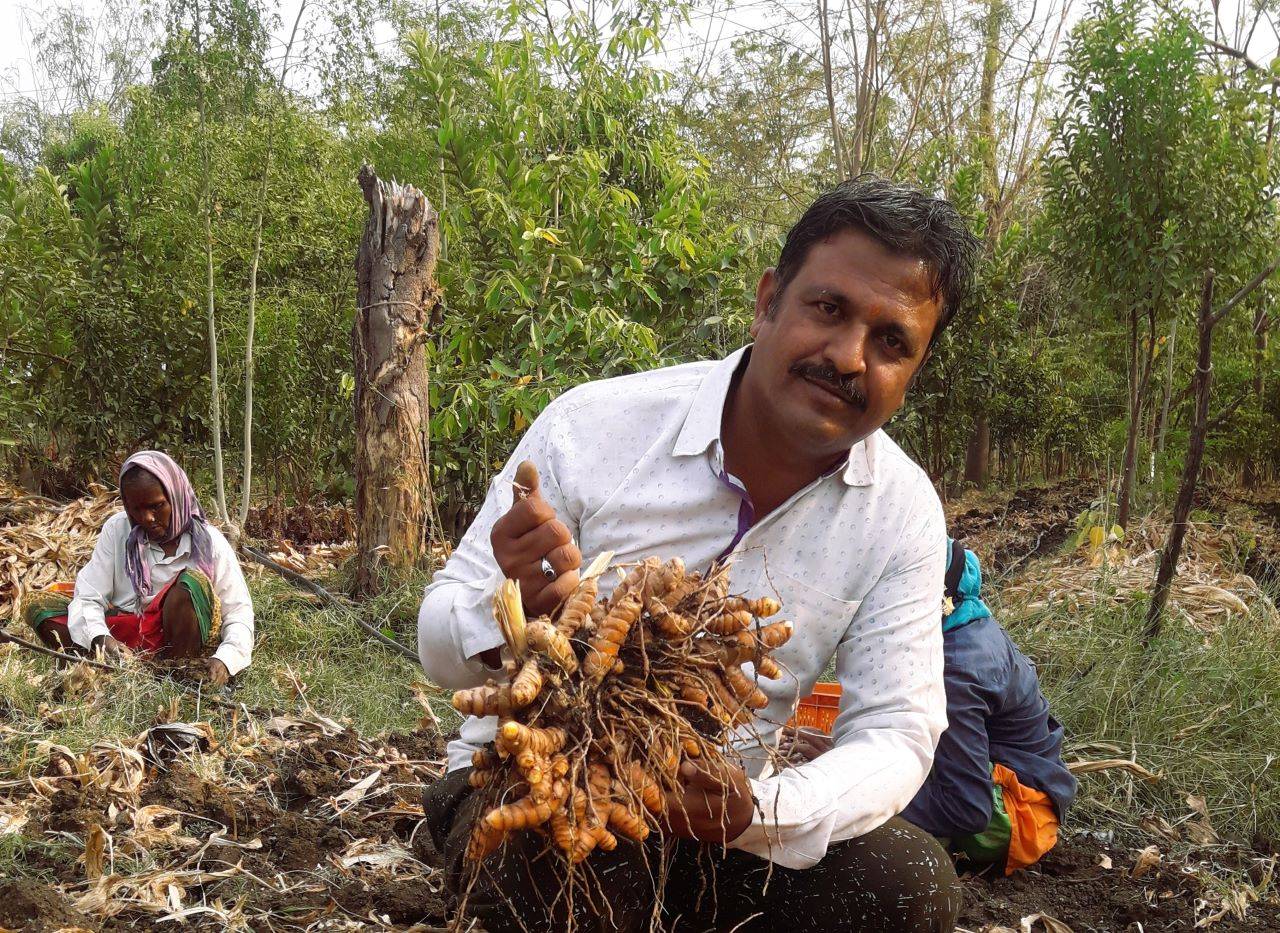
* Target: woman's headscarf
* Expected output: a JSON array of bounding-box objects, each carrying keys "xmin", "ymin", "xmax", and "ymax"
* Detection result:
[
  {"xmin": 942, "ymin": 537, "xmax": 992, "ymax": 634},
  {"xmin": 120, "ymin": 450, "xmax": 215, "ymax": 598}
]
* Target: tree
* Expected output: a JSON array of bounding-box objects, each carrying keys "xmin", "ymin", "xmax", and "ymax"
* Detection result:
[
  {"xmin": 1044, "ymin": 0, "xmax": 1272, "ymax": 527},
  {"xmin": 353, "ymin": 166, "xmax": 439, "ymax": 595},
  {"xmin": 1147, "ymin": 256, "xmax": 1280, "ymax": 640}
]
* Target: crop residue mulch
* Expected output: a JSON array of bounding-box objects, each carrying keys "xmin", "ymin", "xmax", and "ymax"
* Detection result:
[
  {"xmin": 4, "ymin": 703, "xmax": 1277, "ymax": 932},
  {"xmin": 958, "ymin": 835, "xmax": 1279, "ymax": 932},
  {"xmin": 0, "ymin": 699, "xmax": 450, "ymax": 930}
]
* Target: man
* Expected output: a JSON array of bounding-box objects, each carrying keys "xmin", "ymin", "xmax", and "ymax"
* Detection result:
[
  {"xmin": 25, "ymin": 450, "xmax": 254, "ymax": 685},
  {"xmin": 418, "ymin": 176, "xmax": 980, "ymax": 931},
  {"xmin": 784, "ymin": 539, "xmax": 1078, "ymax": 875}
]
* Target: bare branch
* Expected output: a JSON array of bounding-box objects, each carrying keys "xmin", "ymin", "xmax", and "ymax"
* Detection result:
[
  {"xmin": 1208, "ymin": 390, "xmax": 1249, "ymax": 431},
  {"xmin": 1210, "ymin": 251, "xmax": 1280, "ymax": 327}
]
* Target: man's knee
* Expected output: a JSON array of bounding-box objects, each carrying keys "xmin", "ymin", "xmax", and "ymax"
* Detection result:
[{"xmin": 837, "ymin": 817, "xmax": 961, "ymax": 931}]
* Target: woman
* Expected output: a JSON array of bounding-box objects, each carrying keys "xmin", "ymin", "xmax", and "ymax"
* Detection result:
[
  {"xmin": 899, "ymin": 538, "xmax": 1076, "ymax": 874},
  {"xmin": 782, "ymin": 539, "xmax": 1076, "ymax": 875},
  {"xmin": 24, "ymin": 451, "xmax": 254, "ymax": 685}
]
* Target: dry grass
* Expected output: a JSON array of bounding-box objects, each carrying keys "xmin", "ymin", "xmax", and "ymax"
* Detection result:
[
  {"xmin": 1001, "ymin": 513, "xmax": 1278, "ymax": 631},
  {"xmin": 996, "ymin": 518, "xmax": 1280, "ymax": 851}
]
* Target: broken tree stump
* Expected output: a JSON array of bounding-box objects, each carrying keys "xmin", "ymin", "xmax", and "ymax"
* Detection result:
[{"xmin": 353, "ymin": 165, "xmax": 440, "ymax": 596}]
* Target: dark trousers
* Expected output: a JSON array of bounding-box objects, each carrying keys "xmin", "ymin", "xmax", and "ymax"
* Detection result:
[{"xmin": 423, "ymin": 768, "xmax": 961, "ymax": 933}]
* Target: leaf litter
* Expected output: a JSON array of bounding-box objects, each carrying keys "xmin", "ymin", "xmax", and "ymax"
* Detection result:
[
  {"xmin": 0, "ymin": 685, "xmax": 451, "ymax": 930},
  {"xmin": 1, "ymin": 481, "xmax": 1278, "ymax": 929}
]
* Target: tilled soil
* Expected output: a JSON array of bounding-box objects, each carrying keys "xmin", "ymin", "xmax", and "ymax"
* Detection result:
[
  {"xmin": 0, "ymin": 878, "xmax": 99, "ymax": 932},
  {"xmin": 947, "ymin": 480, "xmax": 1099, "ymax": 576},
  {"xmin": 959, "ymin": 835, "xmax": 1280, "ymax": 932}
]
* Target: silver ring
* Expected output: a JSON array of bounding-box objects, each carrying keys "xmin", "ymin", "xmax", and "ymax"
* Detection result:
[{"xmin": 540, "ymin": 557, "xmax": 556, "ymax": 580}]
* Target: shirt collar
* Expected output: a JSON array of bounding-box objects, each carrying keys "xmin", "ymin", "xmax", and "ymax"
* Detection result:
[
  {"xmin": 149, "ymin": 531, "xmax": 192, "ymax": 560},
  {"xmin": 670, "ymin": 346, "xmax": 877, "ymax": 487}
]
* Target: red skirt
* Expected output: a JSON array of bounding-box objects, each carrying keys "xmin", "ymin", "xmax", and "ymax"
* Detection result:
[{"xmin": 24, "ymin": 570, "xmax": 219, "ymax": 654}]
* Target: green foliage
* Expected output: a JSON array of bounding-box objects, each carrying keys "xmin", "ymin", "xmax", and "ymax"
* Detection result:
[
  {"xmin": 1, "ymin": 0, "xmax": 1278, "ymax": 509},
  {"xmin": 1046, "ymin": 0, "xmax": 1271, "ymax": 320},
  {"xmin": 373, "ymin": 4, "xmax": 751, "ymax": 509}
]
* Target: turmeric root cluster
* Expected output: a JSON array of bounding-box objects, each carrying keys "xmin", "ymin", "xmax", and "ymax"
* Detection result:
[{"xmin": 452, "ymin": 557, "xmax": 792, "ymax": 864}]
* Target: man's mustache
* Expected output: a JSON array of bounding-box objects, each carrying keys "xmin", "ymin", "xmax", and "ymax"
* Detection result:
[{"xmin": 789, "ymin": 361, "xmax": 867, "ymax": 409}]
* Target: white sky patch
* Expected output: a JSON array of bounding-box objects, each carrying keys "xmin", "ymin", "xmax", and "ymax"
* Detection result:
[{"xmin": 1, "ymin": 0, "xmax": 1277, "ymax": 121}]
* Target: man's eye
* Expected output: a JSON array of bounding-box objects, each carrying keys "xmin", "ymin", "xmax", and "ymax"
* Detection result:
[
  {"xmin": 818, "ymin": 301, "xmax": 839, "ymax": 315},
  {"xmin": 883, "ymin": 333, "xmax": 902, "ymax": 350}
]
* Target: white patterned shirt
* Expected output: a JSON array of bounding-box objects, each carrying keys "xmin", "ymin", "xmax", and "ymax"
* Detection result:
[
  {"xmin": 67, "ymin": 511, "xmax": 256, "ymax": 675},
  {"xmin": 418, "ymin": 347, "xmax": 947, "ymax": 868}
]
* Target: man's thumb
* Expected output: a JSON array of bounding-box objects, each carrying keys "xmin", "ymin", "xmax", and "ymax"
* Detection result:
[{"xmin": 513, "ymin": 460, "xmax": 541, "ymax": 500}]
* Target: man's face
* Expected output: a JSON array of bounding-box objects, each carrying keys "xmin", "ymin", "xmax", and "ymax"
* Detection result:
[
  {"xmin": 744, "ymin": 227, "xmax": 942, "ymax": 463},
  {"xmin": 122, "ymin": 473, "xmax": 172, "ymax": 542}
]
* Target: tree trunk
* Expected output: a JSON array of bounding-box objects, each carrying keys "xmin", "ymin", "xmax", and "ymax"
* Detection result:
[
  {"xmin": 978, "ymin": 0, "xmax": 1002, "ymax": 238},
  {"xmin": 1147, "ymin": 255, "xmax": 1280, "ymax": 640},
  {"xmin": 353, "ymin": 165, "xmax": 440, "ymax": 595},
  {"xmin": 236, "ymin": 1, "xmax": 306, "ymax": 537},
  {"xmin": 193, "ymin": 0, "xmax": 228, "ymax": 525},
  {"xmin": 964, "ymin": 413, "xmax": 990, "ymax": 486},
  {"xmin": 1147, "ymin": 275, "xmax": 1215, "ymax": 642},
  {"xmin": 1117, "ymin": 307, "xmax": 1155, "ymax": 529},
  {"xmin": 962, "ymin": 0, "xmax": 1003, "ymax": 489},
  {"xmin": 1243, "ymin": 304, "xmax": 1269, "ymax": 488},
  {"xmin": 819, "ymin": 0, "xmax": 847, "ymax": 179},
  {"xmin": 1154, "ymin": 314, "xmax": 1177, "ymax": 459}
]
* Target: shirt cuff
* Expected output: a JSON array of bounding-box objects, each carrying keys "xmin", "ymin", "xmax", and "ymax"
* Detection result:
[
  {"xmin": 213, "ymin": 642, "xmax": 251, "ymax": 677},
  {"xmin": 73, "ymin": 619, "xmax": 112, "ymax": 651},
  {"xmin": 726, "ymin": 775, "xmax": 831, "ymax": 868}
]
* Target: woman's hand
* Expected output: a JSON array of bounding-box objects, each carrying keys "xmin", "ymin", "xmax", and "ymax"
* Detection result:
[
  {"xmin": 202, "ymin": 658, "xmax": 230, "ymax": 687},
  {"xmin": 92, "ymin": 635, "xmax": 130, "ymax": 661}
]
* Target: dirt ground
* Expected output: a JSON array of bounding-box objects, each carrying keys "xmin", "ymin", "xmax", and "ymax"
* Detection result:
[
  {"xmin": 0, "ymin": 724, "xmax": 453, "ymax": 931},
  {"xmin": 4, "ymin": 718, "xmax": 1277, "ymax": 932},
  {"xmin": 946, "ymin": 479, "xmax": 1099, "ymax": 576},
  {"xmin": 958, "ymin": 835, "xmax": 1280, "ymax": 932}
]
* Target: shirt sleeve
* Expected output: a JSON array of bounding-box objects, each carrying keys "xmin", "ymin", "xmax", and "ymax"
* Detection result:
[
  {"xmin": 207, "ymin": 528, "xmax": 255, "ymax": 676},
  {"xmin": 418, "ymin": 397, "xmax": 579, "ymax": 689},
  {"xmin": 729, "ymin": 485, "xmax": 948, "ymax": 868},
  {"xmin": 67, "ymin": 514, "xmax": 124, "ymax": 649},
  {"xmin": 899, "ymin": 636, "xmax": 999, "ymax": 836}
]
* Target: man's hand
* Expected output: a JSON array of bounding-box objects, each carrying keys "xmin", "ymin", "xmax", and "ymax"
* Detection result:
[
  {"xmin": 777, "ymin": 726, "xmax": 834, "ymax": 766},
  {"xmin": 490, "ymin": 460, "xmax": 582, "ymax": 617},
  {"xmin": 202, "ymin": 658, "xmax": 230, "ymax": 687},
  {"xmin": 663, "ymin": 757, "xmax": 755, "ymax": 844},
  {"xmin": 92, "ymin": 635, "xmax": 130, "ymax": 661}
]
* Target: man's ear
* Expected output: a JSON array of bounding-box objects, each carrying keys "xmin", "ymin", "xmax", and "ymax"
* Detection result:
[{"xmin": 751, "ymin": 268, "xmax": 779, "ymax": 338}]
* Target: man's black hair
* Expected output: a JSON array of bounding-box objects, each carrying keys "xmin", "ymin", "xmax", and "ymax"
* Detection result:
[{"xmin": 769, "ymin": 175, "xmax": 981, "ymax": 344}]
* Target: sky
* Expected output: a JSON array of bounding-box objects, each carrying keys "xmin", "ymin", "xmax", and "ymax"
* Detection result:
[
  {"xmin": 2, "ymin": 0, "xmax": 1278, "ymax": 115},
  {"xmin": 0, "ymin": 0, "xmax": 786, "ymax": 106}
]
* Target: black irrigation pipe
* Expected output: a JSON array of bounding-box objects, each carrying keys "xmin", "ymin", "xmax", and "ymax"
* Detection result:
[
  {"xmin": 0, "ymin": 628, "xmax": 116, "ymax": 670},
  {"xmin": 238, "ymin": 543, "xmax": 419, "ymax": 662}
]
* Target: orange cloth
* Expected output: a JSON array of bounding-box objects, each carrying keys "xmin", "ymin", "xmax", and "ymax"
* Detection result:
[{"xmin": 992, "ymin": 762, "xmax": 1060, "ymax": 874}]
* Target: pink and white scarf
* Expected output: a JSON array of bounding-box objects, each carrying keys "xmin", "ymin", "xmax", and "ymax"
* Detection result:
[{"xmin": 119, "ymin": 450, "xmax": 215, "ymax": 598}]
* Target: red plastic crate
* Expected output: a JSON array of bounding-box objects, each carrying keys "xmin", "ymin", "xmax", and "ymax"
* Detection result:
[{"xmin": 789, "ymin": 681, "xmax": 842, "ymax": 734}]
